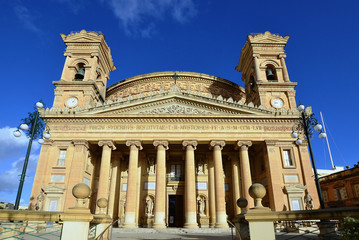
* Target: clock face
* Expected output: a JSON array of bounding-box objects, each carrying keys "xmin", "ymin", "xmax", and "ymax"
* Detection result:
[
  {"xmin": 67, "ymin": 97, "xmax": 78, "ymax": 108},
  {"xmin": 271, "ymin": 98, "xmax": 284, "ymax": 108}
]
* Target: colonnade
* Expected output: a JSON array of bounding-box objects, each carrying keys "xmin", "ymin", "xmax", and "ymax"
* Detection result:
[{"xmin": 96, "ymin": 140, "xmax": 253, "ymax": 228}]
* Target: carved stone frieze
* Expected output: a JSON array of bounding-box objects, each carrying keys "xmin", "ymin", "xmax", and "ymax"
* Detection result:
[{"xmin": 139, "ymin": 104, "xmax": 211, "ymax": 115}]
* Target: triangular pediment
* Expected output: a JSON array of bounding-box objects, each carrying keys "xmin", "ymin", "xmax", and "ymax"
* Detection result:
[{"xmin": 82, "ymin": 91, "xmax": 273, "ymax": 116}]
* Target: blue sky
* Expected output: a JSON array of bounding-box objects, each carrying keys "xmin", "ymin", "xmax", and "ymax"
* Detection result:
[{"xmin": 1, "ymin": 0, "xmax": 358, "ymax": 206}]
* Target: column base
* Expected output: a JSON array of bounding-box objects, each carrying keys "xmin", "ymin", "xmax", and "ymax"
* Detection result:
[
  {"xmin": 183, "ymin": 223, "xmax": 199, "ymax": 229},
  {"xmin": 121, "ymin": 223, "xmax": 138, "ymax": 229},
  {"xmin": 215, "ymin": 211, "xmax": 228, "ymax": 228},
  {"xmin": 152, "ymin": 223, "xmax": 167, "ymax": 229},
  {"xmin": 215, "ymin": 223, "xmax": 229, "ymax": 228}
]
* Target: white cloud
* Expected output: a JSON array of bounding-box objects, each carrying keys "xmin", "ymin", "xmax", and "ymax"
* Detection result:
[
  {"xmin": 105, "ymin": 0, "xmax": 197, "ymax": 37},
  {"xmin": 0, "ymin": 127, "xmax": 40, "ymax": 160},
  {"xmin": 0, "ymin": 154, "xmax": 39, "ymax": 193},
  {"xmin": 14, "ymin": 4, "xmax": 41, "ymax": 33}
]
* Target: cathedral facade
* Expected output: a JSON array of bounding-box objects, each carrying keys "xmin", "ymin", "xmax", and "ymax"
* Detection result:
[{"xmin": 29, "ymin": 30, "xmax": 318, "ymax": 228}]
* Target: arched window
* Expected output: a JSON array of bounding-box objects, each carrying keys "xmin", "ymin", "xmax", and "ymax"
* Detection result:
[
  {"xmin": 74, "ymin": 63, "xmax": 85, "ymax": 81},
  {"xmin": 265, "ymin": 64, "xmax": 277, "ymax": 81}
]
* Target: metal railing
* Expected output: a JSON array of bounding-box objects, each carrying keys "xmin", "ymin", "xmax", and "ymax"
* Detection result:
[
  {"xmin": 227, "ymin": 219, "xmax": 241, "ymax": 240},
  {"xmin": 0, "ymin": 221, "xmax": 62, "ymax": 240},
  {"xmin": 94, "ymin": 219, "xmax": 119, "ymax": 240},
  {"xmin": 275, "ymin": 220, "xmax": 343, "ymax": 240}
]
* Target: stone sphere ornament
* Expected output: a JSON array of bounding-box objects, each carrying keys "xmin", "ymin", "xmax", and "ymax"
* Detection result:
[
  {"xmin": 97, "ymin": 198, "xmax": 108, "ymax": 208},
  {"xmin": 72, "ymin": 183, "xmax": 91, "ymax": 199},
  {"xmin": 249, "ymin": 183, "xmax": 266, "ymax": 208},
  {"xmin": 237, "ymin": 198, "xmax": 248, "ymax": 214},
  {"xmin": 72, "ymin": 183, "xmax": 91, "ymax": 208},
  {"xmin": 97, "ymin": 198, "xmax": 108, "ymax": 214},
  {"xmin": 236, "ymin": 198, "xmax": 248, "ymax": 209}
]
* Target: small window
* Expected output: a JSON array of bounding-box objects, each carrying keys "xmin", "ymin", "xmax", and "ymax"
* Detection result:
[
  {"xmin": 334, "ymin": 187, "xmax": 348, "ymax": 200},
  {"xmin": 170, "ymin": 164, "xmax": 183, "ymax": 181},
  {"xmin": 58, "ymin": 150, "xmax": 66, "ymax": 166},
  {"xmin": 283, "ymin": 150, "xmax": 293, "ymax": 166},
  {"xmin": 48, "ymin": 200, "xmax": 58, "ymax": 211},
  {"xmin": 51, "ymin": 175, "xmax": 65, "ymax": 183},
  {"xmin": 353, "ymin": 184, "xmax": 359, "ymax": 197},
  {"xmin": 83, "ymin": 178, "xmax": 90, "ymax": 186},
  {"xmin": 322, "ymin": 191, "xmax": 328, "ymax": 202}
]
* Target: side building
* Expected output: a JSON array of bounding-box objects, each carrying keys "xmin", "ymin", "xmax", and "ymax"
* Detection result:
[
  {"xmin": 320, "ymin": 164, "xmax": 359, "ymax": 208},
  {"xmin": 29, "ymin": 30, "xmax": 319, "ymax": 228}
]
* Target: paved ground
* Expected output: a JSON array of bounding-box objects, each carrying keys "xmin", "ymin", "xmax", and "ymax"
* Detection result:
[{"xmin": 111, "ymin": 228, "xmax": 236, "ymax": 240}]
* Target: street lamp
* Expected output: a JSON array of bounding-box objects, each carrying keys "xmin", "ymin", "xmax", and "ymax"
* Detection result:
[
  {"xmin": 13, "ymin": 101, "xmax": 50, "ymax": 210},
  {"xmin": 291, "ymin": 104, "xmax": 326, "ymax": 209}
]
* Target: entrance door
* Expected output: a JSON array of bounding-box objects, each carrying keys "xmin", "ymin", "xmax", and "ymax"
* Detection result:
[{"xmin": 168, "ymin": 195, "xmax": 184, "ymax": 227}]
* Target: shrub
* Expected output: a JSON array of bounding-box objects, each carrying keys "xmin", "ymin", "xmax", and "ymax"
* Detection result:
[{"xmin": 341, "ymin": 217, "xmax": 359, "ymax": 240}]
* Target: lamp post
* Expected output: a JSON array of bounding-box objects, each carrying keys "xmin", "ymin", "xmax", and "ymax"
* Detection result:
[
  {"xmin": 13, "ymin": 101, "xmax": 50, "ymax": 210},
  {"xmin": 291, "ymin": 104, "xmax": 326, "ymax": 209}
]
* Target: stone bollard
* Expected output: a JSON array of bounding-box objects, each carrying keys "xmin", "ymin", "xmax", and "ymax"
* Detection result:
[
  {"xmin": 245, "ymin": 183, "xmax": 276, "ymax": 240},
  {"xmin": 235, "ymin": 198, "xmax": 250, "ymax": 240},
  {"xmin": 60, "ymin": 183, "xmax": 93, "ymax": 240},
  {"xmin": 94, "ymin": 198, "xmax": 113, "ymax": 240}
]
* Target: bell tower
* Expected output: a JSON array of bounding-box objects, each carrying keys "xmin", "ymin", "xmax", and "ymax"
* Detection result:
[
  {"xmin": 52, "ymin": 30, "xmax": 116, "ymax": 109},
  {"xmin": 236, "ymin": 31, "xmax": 297, "ymax": 110}
]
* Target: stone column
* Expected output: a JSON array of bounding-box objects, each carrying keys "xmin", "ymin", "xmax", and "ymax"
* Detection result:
[
  {"xmin": 153, "ymin": 140, "xmax": 169, "ymax": 228},
  {"xmin": 236, "ymin": 141, "xmax": 253, "ymax": 209},
  {"xmin": 66, "ymin": 140, "xmax": 89, "ymax": 209},
  {"xmin": 208, "ymin": 154, "xmax": 216, "ymax": 227},
  {"xmin": 108, "ymin": 153, "xmax": 121, "ymax": 218},
  {"xmin": 209, "ymin": 140, "xmax": 227, "ymax": 228},
  {"xmin": 253, "ymin": 54, "xmax": 261, "ymax": 80},
  {"xmin": 231, "ymin": 156, "xmax": 241, "ymax": 215},
  {"xmin": 123, "ymin": 140, "xmax": 142, "ymax": 228},
  {"xmin": 97, "ymin": 140, "xmax": 116, "ymax": 212},
  {"xmin": 182, "ymin": 140, "xmax": 199, "ymax": 228},
  {"xmin": 279, "ymin": 54, "xmax": 290, "ymax": 82}
]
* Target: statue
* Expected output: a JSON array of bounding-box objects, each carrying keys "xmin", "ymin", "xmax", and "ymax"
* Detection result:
[
  {"xmin": 34, "ymin": 192, "xmax": 45, "ymax": 211},
  {"xmin": 304, "ymin": 192, "xmax": 313, "ymax": 210},
  {"xmin": 147, "ymin": 156, "xmax": 155, "ymax": 174},
  {"xmin": 197, "ymin": 158, "xmax": 204, "ymax": 174},
  {"xmin": 146, "ymin": 197, "xmax": 154, "ymax": 216},
  {"xmin": 197, "ymin": 197, "xmax": 205, "ymax": 216}
]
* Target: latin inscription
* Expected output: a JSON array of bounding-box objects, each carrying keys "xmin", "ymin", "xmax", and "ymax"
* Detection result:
[{"xmin": 50, "ymin": 124, "xmax": 293, "ymax": 132}]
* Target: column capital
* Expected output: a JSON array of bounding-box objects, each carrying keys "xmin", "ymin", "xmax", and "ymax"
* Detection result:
[
  {"xmin": 279, "ymin": 53, "xmax": 287, "ymax": 58},
  {"xmin": 253, "ymin": 53, "xmax": 260, "ymax": 58},
  {"xmin": 209, "ymin": 140, "xmax": 225, "ymax": 150},
  {"xmin": 264, "ymin": 140, "xmax": 277, "ymax": 147},
  {"xmin": 126, "ymin": 140, "xmax": 143, "ymax": 150},
  {"xmin": 153, "ymin": 140, "xmax": 169, "ymax": 150},
  {"xmin": 98, "ymin": 140, "xmax": 116, "ymax": 150},
  {"xmin": 182, "ymin": 140, "xmax": 198, "ymax": 150},
  {"xmin": 72, "ymin": 139, "xmax": 89, "ymax": 149},
  {"xmin": 235, "ymin": 141, "xmax": 252, "ymax": 150}
]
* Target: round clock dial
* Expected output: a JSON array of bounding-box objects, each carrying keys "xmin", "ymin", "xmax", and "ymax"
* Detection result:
[
  {"xmin": 67, "ymin": 97, "xmax": 78, "ymax": 108},
  {"xmin": 271, "ymin": 98, "xmax": 284, "ymax": 108}
]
